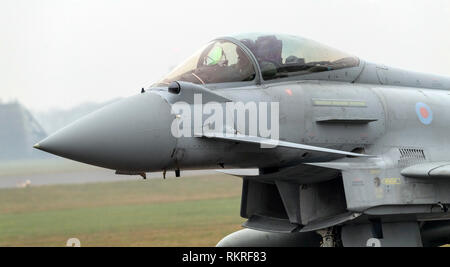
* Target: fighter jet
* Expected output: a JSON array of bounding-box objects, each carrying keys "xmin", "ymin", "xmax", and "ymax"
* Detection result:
[{"xmin": 34, "ymin": 33, "xmax": 450, "ymax": 247}]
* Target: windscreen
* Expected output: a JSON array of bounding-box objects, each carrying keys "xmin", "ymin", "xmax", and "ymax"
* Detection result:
[{"xmin": 156, "ymin": 40, "xmax": 256, "ymax": 86}]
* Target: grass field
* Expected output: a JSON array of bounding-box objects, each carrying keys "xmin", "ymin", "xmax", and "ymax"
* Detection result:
[
  {"xmin": 0, "ymin": 159, "xmax": 96, "ymax": 177},
  {"xmin": 0, "ymin": 174, "xmax": 245, "ymax": 247}
]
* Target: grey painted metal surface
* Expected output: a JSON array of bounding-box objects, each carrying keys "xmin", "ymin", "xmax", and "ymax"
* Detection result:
[
  {"xmin": 216, "ymin": 228, "xmax": 321, "ymax": 247},
  {"xmin": 401, "ymin": 162, "xmax": 450, "ymax": 178},
  {"xmin": 35, "ymin": 93, "xmax": 177, "ymax": 172},
  {"xmin": 341, "ymin": 222, "xmax": 423, "ymax": 247},
  {"xmin": 34, "ymin": 33, "xmax": 450, "ymax": 247}
]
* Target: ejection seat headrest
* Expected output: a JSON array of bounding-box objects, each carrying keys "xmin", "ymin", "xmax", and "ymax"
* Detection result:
[{"xmin": 254, "ymin": 35, "xmax": 283, "ymax": 66}]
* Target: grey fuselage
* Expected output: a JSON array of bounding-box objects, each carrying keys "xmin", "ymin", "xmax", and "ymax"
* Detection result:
[
  {"xmin": 152, "ymin": 59, "xmax": 450, "ymax": 176},
  {"xmin": 35, "ymin": 37, "xmax": 450, "ymax": 247}
]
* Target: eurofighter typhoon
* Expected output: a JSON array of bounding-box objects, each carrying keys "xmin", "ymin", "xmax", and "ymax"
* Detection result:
[{"xmin": 35, "ymin": 33, "xmax": 450, "ymax": 247}]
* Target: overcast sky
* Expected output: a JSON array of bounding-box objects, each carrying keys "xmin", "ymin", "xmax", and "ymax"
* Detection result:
[{"xmin": 1, "ymin": 0, "xmax": 449, "ymax": 111}]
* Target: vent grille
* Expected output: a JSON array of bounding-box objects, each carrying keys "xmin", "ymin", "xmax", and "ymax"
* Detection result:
[{"xmin": 398, "ymin": 148, "xmax": 426, "ymax": 167}]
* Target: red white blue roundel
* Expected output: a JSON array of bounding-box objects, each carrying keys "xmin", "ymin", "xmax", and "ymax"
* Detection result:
[{"xmin": 416, "ymin": 102, "xmax": 433, "ymax": 125}]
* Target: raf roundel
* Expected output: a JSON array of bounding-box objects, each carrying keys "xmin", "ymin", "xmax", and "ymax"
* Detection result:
[{"xmin": 415, "ymin": 102, "xmax": 433, "ymax": 125}]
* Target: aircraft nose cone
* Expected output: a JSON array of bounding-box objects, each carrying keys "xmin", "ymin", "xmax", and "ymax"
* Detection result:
[{"xmin": 34, "ymin": 92, "xmax": 177, "ymax": 172}]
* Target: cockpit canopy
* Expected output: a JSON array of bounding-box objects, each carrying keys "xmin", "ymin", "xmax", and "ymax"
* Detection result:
[
  {"xmin": 156, "ymin": 33, "xmax": 360, "ymax": 86},
  {"xmin": 157, "ymin": 40, "xmax": 256, "ymax": 86}
]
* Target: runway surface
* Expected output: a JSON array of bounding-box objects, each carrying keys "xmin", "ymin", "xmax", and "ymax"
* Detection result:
[{"xmin": 0, "ymin": 159, "xmax": 215, "ymax": 189}]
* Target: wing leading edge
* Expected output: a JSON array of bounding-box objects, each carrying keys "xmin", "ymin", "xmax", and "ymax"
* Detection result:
[{"xmin": 401, "ymin": 162, "xmax": 450, "ymax": 179}]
